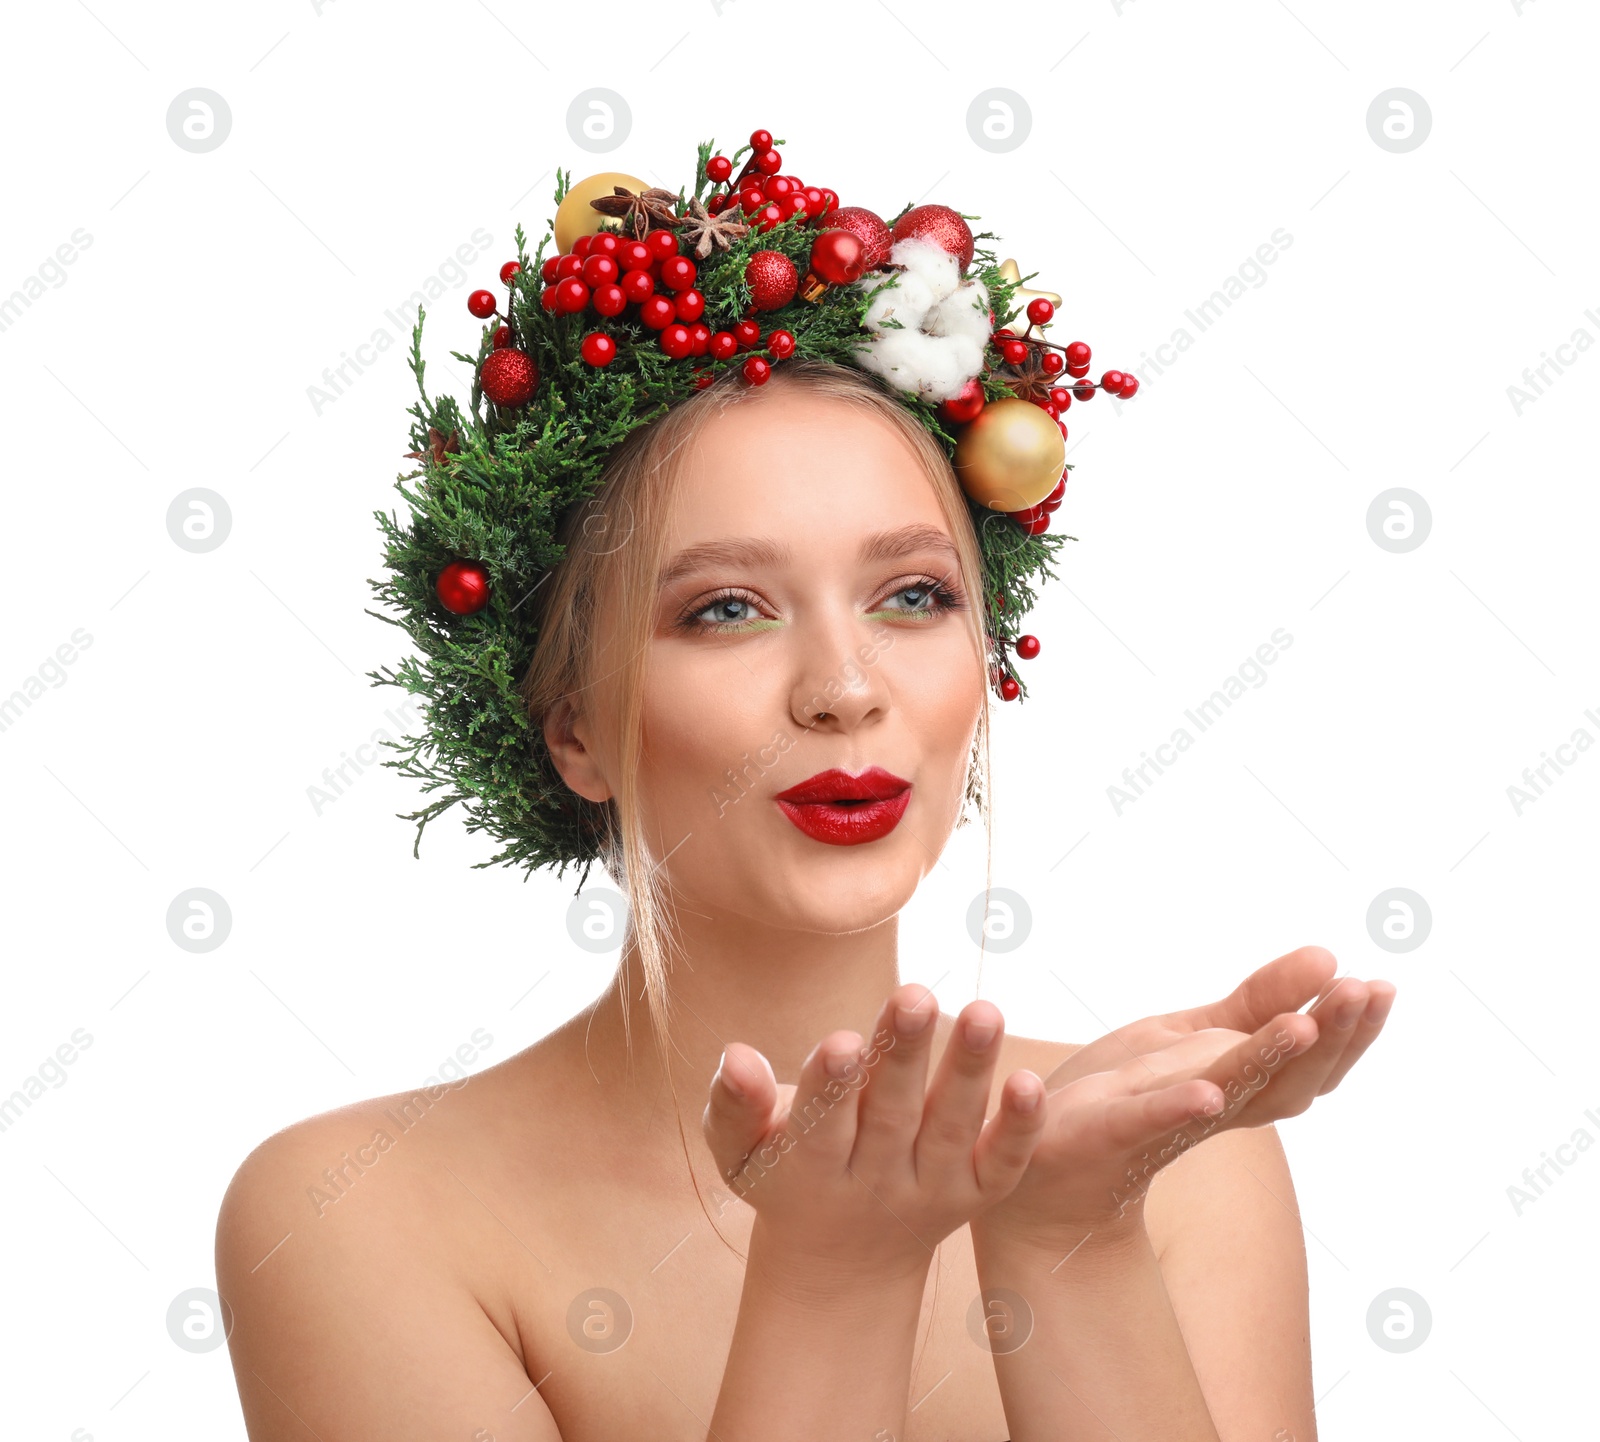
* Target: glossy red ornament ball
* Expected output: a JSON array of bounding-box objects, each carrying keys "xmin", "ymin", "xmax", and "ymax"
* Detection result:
[
  {"xmin": 499, "ymin": 260, "xmax": 522, "ymax": 285},
  {"xmin": 764, "ymin": 175, "xmax": 798, "ymax": 201},
  {"xmin": 740, "ymin": 186, "xmax": 768, "ymax": 214},
  {"xmin": 767, "ymin": 328, "xmax": 796, "ymax": 359},
  {"xmin": 707, "ymin": 155, "xmax": 733, "ymax": 183},
  {"xmin": 1101, "ymin": 370, "xmax": 1126, "ymax": 393},
  {"xmin": 1066, "ymin": 362, "xmax": 1091, "ymax": 379},
  {"xmin": 540, "ymin": 254, "xmax": 561, "ymax": 283},
  {"xmin": 810, "ymin": 229, "xmax": 866, "ymax": 285},
  {"xmin": 1000, "ymin": 340, "xmax": 1029, "ymax": 366},
  {"xmin": 581, "ymin": 254, "xmax": 618, "ymax": 288},
  {"xmin": 1040, "ymin": 350, "xmax": 1065, "ymax": 376},
  {"xmin": 539, "ymin": 286, "xmax": 557, "ymax": 313},
  {"xmin": 753, "ymin": 203, "xmax": 784, "ymax": 233},
  {"xmin": 710, "ymin": 330, "xmax": 738, "ymax": 361},
  {"xmin": 480, "ymin": 348, "xmax": 538, "ymax": 407},
  {"xmin": 734, "ymin": 318, "xmax": 761, "ymax": 349},
  {"xmin": 619, "ymin": 240, "xmax": 651, "ymax": 272},
  {"xmin": 467, "ymin": 289, "xmax": 497, "ymax": 319},
  {"xmin": 1072, "ymin": 380, "xmax": 1096, "ymax": 402},
  {"xmin": 1065, "ymin": 341, "xmax": 1091, "ymax": 367},
  {"xmin": 659, "ymin": 255, "xmax": 697, "ymax": 291},
  {"xmin": 708, "ymin": 193, "xmax": 729, "ymax": 215},
  {"xmin": 824, "ymin": 206, "xmax": 892, "ymax": 270},
  {"xmin": 750, "ymin": 128, "xmax": 773, "ymax": 150},
  {"xmin": 591, "ymin": 233, "xmax": 621, "ymax": 258},
  {"xmin": 998, "ymin": 676, "xmax": 1021, "ymax": 702},
  {"xmin": 580, "ymin": 333, "xmax": 617, "ymax": 367},
  {"xmin": 573, "ymin": 236, "xmax": 593, "ymax": 257},
  {"xmin": 592, "ymin": 283, "xmax": 627, "ymax": 317},
  {"xmin": 557, "ymin": 254, "xmax": 585, "ymax": 280},
  {"xmin": 891, "ymin": 204, "xmax": 975, "ymax": 273},
  {"xmin": 688, "ymin": 322, "xmax": 711, "ymax": 356},
  {"xmin": 1026, "ymin": 297, "xmax": 1054, "ymax": 326},
  {"xmin": 674, "ymin": 288, "xmax": 706, "ymax": 322},
  {"xmin": 939, "ymin": 377, "xmax": 985, "ymax": 425},
  {"xmin": 620, "ymin": 268, "xmax": 654, "ymax": 304},
  {"xmin": 554, "ymin": 278, "xmax": 590, "ymax": 315},
  {"xmin": 779, "ymin": 193, "xmax": 810, "ymax": 223},
  {"xmin": 492, "ymin": 325, "xmax": 511, "ymax": 349},
  {"xmin": 743, "ymin": 355, "xmax": 771, "ymax": 385},
  {"xmin": 436, "ymin": 560, "xmax": 490, "ymax": 617},
  {"xmin": 753, "ymin": 147, "xmax": 782, "ymax": 175},
  {"xmin": 1041, "ymin": 477, "xmax": 1067, "ymax": 513},
  {"xmin": 659, "ymin": 323, "xmax": 693, "ymax": 359},
  {"xmin": 645, "ymin": 229, "xmax": 678, "ymax": 262},
  {"xmin": 1050, "ymin": 386, "xmax": 1073, "ymax": 410},
  {"xmin": 639, "ymin": 295, "xmax": 675, "ymax": 330},
  {"xmin": 745, "ymin": 250, "xmax": 798, "ymax": 310},
  {"xmin": 1117, "ymin": 374, "xmax": 1140, "ymax": 398},
  {"xmin": 1015, "ymin": 634, "xmax": 1041, "ymax": 660}
]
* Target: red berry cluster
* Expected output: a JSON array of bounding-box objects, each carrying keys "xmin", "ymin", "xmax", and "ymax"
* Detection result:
[{"xmin": 704, "ymin": 127, "xmax": 841, "ymax": 233}]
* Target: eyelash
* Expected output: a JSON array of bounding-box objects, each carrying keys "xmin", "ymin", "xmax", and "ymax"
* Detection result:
[{"xmin": 675, "ymin": 574, "xmax": 967, "ymax": 633}]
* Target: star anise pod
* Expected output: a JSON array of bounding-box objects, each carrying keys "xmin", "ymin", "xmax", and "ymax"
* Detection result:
[
  {"xmin": 589, "ymin": 185, "xmax": 683, "ymax": 240},
  {"xmin": 677, "ymin": 197, "xmax": 750, "ymax": 259},
  {"xmin": 404, "ymin": 425, "xmax": 461, "ymax": 466},
  {"xmin": 1003, "ymin": 344, "xmax": 1057, "ymax": 403}
]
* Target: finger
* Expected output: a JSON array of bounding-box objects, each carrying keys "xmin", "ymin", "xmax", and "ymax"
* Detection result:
[
  {"xmin": 779, "ymin": 1029, "xmax": 867, "ymax": 1171},
  {"xmin": 1188, "ymin": 1012, "xmax": 1321, "ymax": 1129},
  {"xmin": 1266, "ymin": 980, "xmax": 1372, "ymax": 1115},
  {"xmin": 972, "ymin": 1068, "xmax": 1049, "ymax": 1197},
  {"xmin": 852, "ymin": 984, "xmax": 940, "ymax": 1173},
  {"xmin": 1200, "ymin": 945, "xmax": 1339, "ymax": 1035},
  {"xmin": 1316, "ymin": 980, "xmax": 1397, "ymax": 1095},
  {"xmin": 913, "ymin": 1001, "xmax": 1006, "ymax": 1183},
  {"xmin": 702, "ymin": 1043, "xmax": 779, "ymax": 1186}
]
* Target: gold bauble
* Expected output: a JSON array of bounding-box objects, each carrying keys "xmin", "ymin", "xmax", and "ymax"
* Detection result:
[
  {"xmin": 953, "ymin": 397, "xmax": 1067, "ymax": 512},
  {"xmin": 553, "ymin": 171, "xmax": 650, "ymax": 253}
]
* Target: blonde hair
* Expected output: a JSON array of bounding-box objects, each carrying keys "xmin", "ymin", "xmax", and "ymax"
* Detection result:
[{"xmin": 522, "ymin": 358, "xmax": 994, "ymax": 1062}]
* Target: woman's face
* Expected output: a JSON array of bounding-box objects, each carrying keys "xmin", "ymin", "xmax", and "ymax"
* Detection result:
[{"xmin": 579, "ymin": 384, "xmax": 986, "ymax": 934}]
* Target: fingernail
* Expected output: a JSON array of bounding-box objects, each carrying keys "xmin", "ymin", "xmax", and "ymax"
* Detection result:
[
  {"xmin": 894, "ymin": 1001, "xmax": 934, "ymax": 1037},
  {"xmin": 964, "ymin": 1018, "xmax": 997, "ymax": 1050},
  {"xmin": 823, "ymin": 1047, "xmax": 858, "ymax": 1078},
  {"xmin": 1333, "ymin": 999, "xmax": 1362, "ymax": 1028},
  {"xmin": 719, "ymin": 1051, "xmax": 749, "ymax": 1097},
  {"xmin": 1013, "ymin": 1086, "xmax": 1040, "ymax": 1113}
]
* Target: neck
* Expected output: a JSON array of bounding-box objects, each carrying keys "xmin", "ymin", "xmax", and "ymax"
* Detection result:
[{"xmin": 568, "ymin": 904, "xmax": 909, "ymax": 1141}]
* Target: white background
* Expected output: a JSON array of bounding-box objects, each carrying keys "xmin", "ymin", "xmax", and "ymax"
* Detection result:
[{"xmin": 1, "ymin": 0, "xmax": 1595, "ymax": 1436}]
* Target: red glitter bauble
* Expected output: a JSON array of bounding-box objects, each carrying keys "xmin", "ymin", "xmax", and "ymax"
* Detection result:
[
  {"xmin": 891, "ymin": 204, "xmax": 975, "ymax": 273},
  {"xmin": 938, "ymin": 378, "xmax": 985, "ymax": 426},
  {"xmin": 436, "ymin": 560, "xmax": 490, "ymax": 616},
  {"xmin": 744, "ymin": 250, "xmax": 798, "ymax": 311},
  {"xmin": 823, "ymin": 206, "xmax": 892, "ymax": 270},
  {"xmin": 479, "ymin": 348, "xmax": 538, "ymax": 407}
]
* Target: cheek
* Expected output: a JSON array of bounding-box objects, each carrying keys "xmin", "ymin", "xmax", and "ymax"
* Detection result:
[{"xmin": 636, "ymin": 647, "xmax": 782, "ymax": 815}]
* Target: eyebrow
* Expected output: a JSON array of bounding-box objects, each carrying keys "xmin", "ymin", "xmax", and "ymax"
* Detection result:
[{"xmin": 657, "ymin": 522, "xmax": 958, "ymax": 589}]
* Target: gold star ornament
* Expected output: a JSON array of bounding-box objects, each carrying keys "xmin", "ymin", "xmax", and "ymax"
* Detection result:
[{"xmin": 997, "ymin": 257, "xmax": 1062, "ymax": 325}]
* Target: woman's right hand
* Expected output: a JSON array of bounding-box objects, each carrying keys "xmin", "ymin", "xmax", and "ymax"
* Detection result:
[{"xmin": 700, "ymin": 984, "xmax": 1049, "ymax": 1286}]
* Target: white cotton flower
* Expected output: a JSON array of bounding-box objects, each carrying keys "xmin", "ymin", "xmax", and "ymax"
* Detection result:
[{"xmin": 851, "ymin": 236, "xmax": 991, "ymax": 404}]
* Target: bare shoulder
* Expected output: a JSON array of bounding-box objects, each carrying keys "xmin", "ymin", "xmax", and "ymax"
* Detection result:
[{"xmin": 214, "ymin": 1067, "xmax": 560, "ymax": 1440}]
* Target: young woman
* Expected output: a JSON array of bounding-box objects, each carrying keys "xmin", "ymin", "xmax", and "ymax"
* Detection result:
[{"xmin": 216, "ymin": 139, "xmax": 1395, "ymax": 1441}]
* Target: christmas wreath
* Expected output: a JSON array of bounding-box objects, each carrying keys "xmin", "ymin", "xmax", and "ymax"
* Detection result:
[{"xmin": 366, "ymin": 126, "xmax": 1136, "ymax": 882}]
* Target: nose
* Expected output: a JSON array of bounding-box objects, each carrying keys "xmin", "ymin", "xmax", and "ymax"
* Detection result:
[{"xmin": 788, "ymin": 611, "xmax": 892, "ymax": 732}]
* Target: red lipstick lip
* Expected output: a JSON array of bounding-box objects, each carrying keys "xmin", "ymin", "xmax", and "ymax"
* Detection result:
[
  {"xmin": 773, "ymin": 768, "xmax": 913, "ymax": 847},
  {"xmin": 774, "ymin": 767, "xmax": 911, "ymax": 804}
]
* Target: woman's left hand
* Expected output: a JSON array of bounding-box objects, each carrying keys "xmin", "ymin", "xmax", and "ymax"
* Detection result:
[{"xmin": 971, "ymin": 948, "xmax": 1396, "ymax": 1253}]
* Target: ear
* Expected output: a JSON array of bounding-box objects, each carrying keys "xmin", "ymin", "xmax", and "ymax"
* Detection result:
[{"xmin": 542, "ymin": 696, "xmax": 614, "ymax": 804}]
